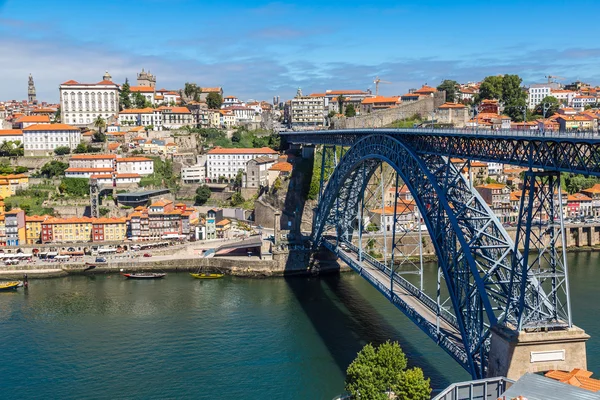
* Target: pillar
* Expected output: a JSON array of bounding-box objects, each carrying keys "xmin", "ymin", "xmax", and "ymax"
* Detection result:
[
  {"xmin": 487, "ymin": 324, "xmax": 589, "ymax": 380},
  {"xmin": 274, "ymin": 211, "xmax": 281, "ymax": 245}
]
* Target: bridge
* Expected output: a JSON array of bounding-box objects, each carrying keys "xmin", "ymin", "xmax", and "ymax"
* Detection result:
[{"xmin": 282, "ymin": 128, "xmax": 594, "ymax": 380}]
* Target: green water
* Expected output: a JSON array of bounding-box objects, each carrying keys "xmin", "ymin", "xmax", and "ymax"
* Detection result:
[{"xmin": 1, "ymin": 252, "xmax": 600, "ymax": 399}]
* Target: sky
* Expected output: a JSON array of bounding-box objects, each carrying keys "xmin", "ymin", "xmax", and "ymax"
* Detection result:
[{"xmin": 2, "ymin": 0, "xmax": 600, "ymax": 103}]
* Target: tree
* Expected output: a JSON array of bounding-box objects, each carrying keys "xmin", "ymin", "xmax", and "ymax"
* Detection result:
[
  {"xmin": 535, "ymin": 96, "xmax": 560, "ymax": 118},
  {"xmin": 437, "ymin": 79, "xmax": 459, "ymax": 103},
  {"xmin": 206, "ymin": 92, "xmax": 223, "ymax": 109},
  {"xmin": 120, "ymin": 78, "xmax": 132, "ymax": 110},
  {"xmin": 337, "ymin": 94, "xmax": 344, "ymax": 114},
  {"xmin": 99, "ymin": 207, "xmax": 110, "ymax": 216},
  {"xmin": 54, "ymin": 107, "xmax": 61, "ymax": 122},
  {"xmin": 345, "ymin": 104, "xmax": 357, "ymax": 117},
  {"xmin": 54, "ymin": 146, "xmax": 71, "ymax": 155},
  {"xmin": 501, "ymin": 74, "xmax": 527, "ymax": 121},
  {"xmin": 195, "ymin": 185, "xmax": 212, "ymax": 205},
  {"xmin": 231, "ymin": 192, "xmax": 244, "ymax": 206},
  {"xmin": 184, "ymin": 83, "xmax": 202, "ymax": 102},
  {"xmin": 94, "ymin": 116, "xmax": 106, "ymax": 137},
  {"xmin": 273, "ymin": 177, "xmax": 282, "ymax": 191},
  {"xmin": 74, "ymin": 143, "xmax": 88, "ymax": 154},
  {"xmin": 345, "ymin": 341, "xmax": 431, "ymax": 400},
  {"xmin": 477, "ymin": 75, "xmax": 503, "ymax": 102},
  {"xmin": 232, "ymin": 130, "xmax": 242, "ymax": 143},
  {"xmin": 133, "ymin": 92, "xmax": 149, "ymax": 109},
  {"xmin": 40, "ymin": 160, "xmax": 68, "ymax": 178},
  {"xmin": 234, "ymin": 169, "xmax": 244, "ymax": 188},
  {"xmin": 59, "ymin": 178, "xmax": 90, "ymax": 197}
]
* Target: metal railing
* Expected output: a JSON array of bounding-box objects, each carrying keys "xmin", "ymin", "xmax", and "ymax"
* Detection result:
[{"xmin": 432, "ymin": 376, "xmax": 514, "ymax": 400}]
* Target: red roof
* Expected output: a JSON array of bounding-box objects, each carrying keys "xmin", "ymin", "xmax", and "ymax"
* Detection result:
[
  {"xmin": 16, "ymin": 115, "xmax": 50, "ymax": 123},
  {"xmin": 23, "ymin": 123, "xmax": 79, "ymax": 131},
  {"xmin": 207, "ymin": 147, "xmax": 277, "ymax": 155},
  {"xmin": 66, "ymin": 168, "xmax": 114, "ymax": 173},
  {"xmin": 70, "ymin": 154, "xmax": 116, "ymax": 160},
  {"xmin": 116, "ymin": 157, "xmax": 152, "ymax": 163},
  {"xmin": 0, "ymin": 129, "xmax": 22, "ymax": 136}
]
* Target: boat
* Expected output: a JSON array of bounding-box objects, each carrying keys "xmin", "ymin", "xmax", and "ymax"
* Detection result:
[
  {"xmin": 0, "ymin": 281, "xmax": 21, "ymax": 291},
  {"xmin": 190, "ymin": 272, "xmax": 224, "ymax": 279},
  {"xmin": 122, "ymin": 272, "xmax": 166, "ymax": 280}
]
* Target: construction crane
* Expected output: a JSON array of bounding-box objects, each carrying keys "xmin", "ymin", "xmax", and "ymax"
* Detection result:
[
  {"xmin": 545, "ymin": 75, "xmax": 565, "ymax": 84},
  {"xmin": 373, "ymin": 76, "xmax": 392, "ymax": 96}
]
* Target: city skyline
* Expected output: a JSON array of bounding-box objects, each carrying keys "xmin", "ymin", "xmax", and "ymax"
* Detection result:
[{"xmin": 2, "ymin": 0, "xmax": 600, "ymax": 102}]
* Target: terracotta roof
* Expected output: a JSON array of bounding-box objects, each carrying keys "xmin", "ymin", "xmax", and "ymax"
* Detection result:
[
  {"xmin": 208, "ymin": 146, "xmax": 277, "ymax": 155},
  {"xmin": 119, "ymin": 107, "xmax": 154, "ymax": 114},
  {"xmin": 361, "ymin": 96, "xmax": 400, "ymax": 104},
  {"xmin": 26, "ymin": 215, "xmax": 50, "ymax": 222},
  {"xmin": 582, "ymin": 184, "xmax": 600, "ymax": 194},
  {"xmin": 129, "ymin": 126, "xmax": 145, "ymax": 132},
  {"xmin": 16, "ymin": 115, "xmax": 50, "ymax": 123},
  {"xmin": 269, "ymin": 161, "xmax": 292, "ymax": 172},
  {"xmin": 61, "ymin": 80, "xmax": 79, "ymax": 85},
  {"xmin": 202, "ymin": 87, "xmax": 222, "ymax": 93},
  {"xmin": 42, "ymin": 217, "xmax": 93, "ymax": 225},
  {"xmin": 92, "ymin": 217, "xmax": 126, "ymax": 224},
  {"xmin": 108, "ymin": 143, "xmax": 120, "ymax": 151},
  {"xmin": 438, "ymin": 102, "xmax": 467, "ymax": 109},
  {"xmin": 568, "ymin": 193, "xmax": 592, "ymax": 201},
  {"xmin": 90, "ymin": 173, "xmax": 141, "ymax": 179},
  {"xmin": 116, "ymin": 157, "xmax": 152, "ymax": 162},
  {"xmin": 0, "ymin": 129, "xmax": 22, "ymax": 136},
  {"xmin": 370, "ymin": 204, "xmax": 414, "ymax": 215},
  {"xmin": 150, "ymin": 199, "xmax": 173, "ymax": 207},
  {"xmin": 134, "ymin": 206, "xmax": 145, "ymax": 211},
  {"xmin": 545, "ymin": 369, "xmax": 600, "ymax": 392},
  {"xmin": 216, "ymin": 219, "xmax": 231, "ymax": 226},
  {"xmin": 476, "ymin": 183, "xmax": 506, "ymax": 189},
  {"xmin": 129, "ymin": 86, "xmax": 155, "ymax": 93},
  {"xmin": 23, "ymin": 123, "xmax": 79, "ymax": 131},
  {"xmin": 160, "ymin": 106, "xmax": 190, "ymax": 114},
  {"xmin": 70, "ymin": 154, "xmax": 116, "ymax": 160},
  {"xmin": 66, "ymin": 168, "xmax": 114, "ymax": 173},
  {"xmin": 413, "ymin": 85, "xmax": 437, "ymax": 94}
]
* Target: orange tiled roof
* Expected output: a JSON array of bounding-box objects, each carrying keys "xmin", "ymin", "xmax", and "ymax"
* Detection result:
[
  {"xmin": 370, "ymin": 204, "xmax": 414, "ymax": 215},
  {"xmin": 0, "ymin": 129, "xmax": 22, "ymax": 136},
  {"xmin": 66, "ymin": 167, "xmax": 114, "ymax": 173},
  {"xmin": 208, "ymin": 146, "xmax": 277, "ymax": 155},
  {"xmin": 26, "ymin": 215, "xmax": 50, "ymax": 222},
  {"xmin": 582, "ymin": 184, "xmax": 600, "ymax": 194},
  {"xmin": 545, "ymin": 369, "xmax": 600, "ymax": 392},
  {"xmin": 108, "ymin": 143, "xmax": 120, "ymax": 151},
  {"xmin": 269, "ymin": 161, "xmax": 292, "ymax": 172},
  {"xmin": 361, "ymin": 96, "xmax": 400, "ymax": 105},
  {"xmin": 71, "ymin": 154, "xmax": 116, "ymax": 160},
  {"xmin": 116, "ymin": 157, "xmax": 152, "ymax": 163},
  {"xmin": 15, "ymin": 115, "xmax": 50, "ymax": 123},
  {"xmin": 216, "ymin": 219, "xmax": 231, "ymax": 226},
  {"xmin": 119, "ymin": 107, "xmax": 154, "ymax": 114},
  {"xmin": 42, "ymin": 217, "xmax": 93, "ymax": 225},
  {"xmin": 150, "ymin": 199, "xmax": 173, "ymax": 207},
  {"xmin": 438, "ymin": 102, "xmax": 467, "ymax": 109},
  {"xmin": 476, "ymin": 183, "xmax": 506, "ymax": 189},
  {"xmin": 23, "ymin": 123, "xmax": 79, "ymax": 131},
  {"xmin": 569, "ymin": 193, "xmax": 592, "ymax": 201},
  {"xmin": 202, "ymin": 87, "xmax": 222, "ymax": 93},
  {"xmin": 129, "ymin": 86, "xmax": 155, "ymax": 93}
]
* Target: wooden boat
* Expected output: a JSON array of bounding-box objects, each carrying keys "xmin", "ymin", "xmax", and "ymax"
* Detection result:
[
  {"xmin": 190, "ymin": 272, "xmax": 224, "ymax": 279},
  {"xmin": 122, "ymin": 272, "xmax": 166, "ymax": 280},
  {"xmin": 0, "ymin": 281, "xmax": 21, "ymax": 291}
]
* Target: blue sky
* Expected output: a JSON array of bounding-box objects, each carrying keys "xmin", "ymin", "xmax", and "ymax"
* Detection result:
[{"xmin": 2, "ymin": 0, "xmax": 600, "ymax": 102}]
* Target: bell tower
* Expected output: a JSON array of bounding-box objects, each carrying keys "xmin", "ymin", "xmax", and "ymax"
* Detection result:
[{"xmin": 27, "ymin": 74, "xmax": 36, "ymax": 103}]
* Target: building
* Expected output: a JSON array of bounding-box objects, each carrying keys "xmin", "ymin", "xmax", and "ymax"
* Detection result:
[
  {"xmin": 581, "ymin": 184, "xmax": 600, "ymax": 217},
  {"xmin": 360, "ymin": 96, "xmax": 400, "ymax": 114},
  {"xmin": 116, "ymin": 157, "xmax": 154, "ymax": 175},
  {"xmin": 322, "ymin": 90, "xmax": 373, "ymax": 114},
  {"xmin": 137, "ymin": 69, "xmax": 156, "ymax": 87},
  {"xmin": 436, "ymin": 103, "xmax": 469, "ymax": 127},
  {"xmin": 290, "ymin": 88, "xmax": 325, "ymax": 128},
  {"xmin": 216, "ymin": 219, "xmax": 231, "ymax": 239},
  {"xmin": 65, "ymin": 154, "xmax": 153, "ymax": 178},
  {"xmin": 5, "ymin": 208, "xmax": 25, "ymax": 246},
  {"xmin": 245, "ymin": 156, "xmax": 276, "ymax": 188},
  {"xmin": 268, "ymin": 161, "xmax": 293, "ymax": 186},
  {"xmin": 368, "ymin": 204, "xmax": 416, "ymax": 232},
  {"xmin": 119, "ymin": 108, "xmax": 154, "ymax": 126},
  {"xmin": 475, "ymin": 183, "xmax": 512, "ymax": 223},
  {"xmin": 206, "ymin": 208, "xmax": 223, "ymax": 240},
  {"xmin": 0, "ymin": 129, "xmax": 23, "ymax": 144},
  {"xmin": 92, "ymin": 218, "xmax": 127, "ymax": 242},
  {"xmin": 181, "ymin": 164, "xmax": 206, "ymax": 184},
  {"xmin": 567, "ymin": 193, "xmax": 593, "ymax": 217},
  {"xmin": 154, "ymin": 106, "xmax": 193, "ymax": 130},
  {"xmin": 14, "ymin": 114, "xmax": 50, "ymax": 129},
  {"xmin": 25, "ymin": 215, "xmax": 50, "ymax": 244},
  {"xmin": 551, "ymin": 89, "xmax": 577, "ymax": 106},
  {"xmin": 28, "ymin": 74, "xmax": 36, "ymax": 104},
  {"xmin": 572, "ymin": 96, "xmax": 597, "ymax": 110},
  {"xmin": 206, "ymin": 147, "xmax": 278, "ymax": 182},
  {"xmin": 23, "ymin": 123, "xmax": 81, "ymax": 156},
  {"xmin": 527, "ymin": 84, "xmax": 552, "ymax": 109},
  {"xmin": 59, "ymin": 71, "xmax": 120, "ymax": 127},
  {"xmin": 42, "ymin": 217, "xmax": 93, "ymax": 243},
  {"xmin": 557, "ymin": 115, "xmax": 594, "ymax": 132},
  {"xmin": 0, "ymin": 174, "xmax": 29, "ymax": 197}
]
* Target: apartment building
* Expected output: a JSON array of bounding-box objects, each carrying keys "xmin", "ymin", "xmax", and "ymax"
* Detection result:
[
  {"xmin": 290, "ymin": 88, "xmax": 325, "ymax": 128},
  {"xmin": 206, "ymin": 147, "xmax": 277, "ymax": 182},
  {"xmin": 23, "ymin": 123, "xmax": 81, "ymax": 156}
]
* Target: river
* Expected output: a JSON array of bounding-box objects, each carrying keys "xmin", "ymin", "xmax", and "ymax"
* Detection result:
[{"xmin": 1, "ymin": 252, "xmax": 600, "ymax": 399}]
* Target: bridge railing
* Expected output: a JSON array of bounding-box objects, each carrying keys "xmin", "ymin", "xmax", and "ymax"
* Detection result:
[
  {"xmin": 342, "ymin": 240, "xmax": 459, "ymax": 329},
  {"xmin": 329, "ymin": 242, "xmax": 468, "ymax": 366}
]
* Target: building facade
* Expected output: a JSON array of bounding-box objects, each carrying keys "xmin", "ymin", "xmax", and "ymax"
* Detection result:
[
  {"xmin": 290, "ymin": 89, "xmax": 325, "ymax": 128},
  {"xmin": 59, "ymin": 72, "xmax": 120, "ymax": 127},
  {"xmin": 23, "ymin": 123, "xmax": 81, "ymax": 156},
  {"xmin": 206, "ymin": 147, "xmax": 277, "ymax": 182}
]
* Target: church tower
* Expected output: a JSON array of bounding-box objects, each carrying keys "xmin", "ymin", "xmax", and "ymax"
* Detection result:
[
  {"xmin": 137, "ymin": 68, "xmax": 156, "ymax": 88},
  {"xmin": 27, "ymin": 74, "xmax": 36, "ymax": 103}
]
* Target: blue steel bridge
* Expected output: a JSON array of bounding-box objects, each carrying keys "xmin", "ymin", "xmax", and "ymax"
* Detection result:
[{"xmin": 281, "ymin": 128, "xmax": 600, "ymax": 379}]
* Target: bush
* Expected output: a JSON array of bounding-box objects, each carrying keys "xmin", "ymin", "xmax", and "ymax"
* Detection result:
[
  {"xmin": 195, "ymin": 185, "xmax": 211, "ymax": 205},
  {"xmin": 99, "ymin": 207, "xmax": 110, "ymax": 216},
  {"xmin": 40, "ymin": 161, "xmax": 68, "ymax": 178},
  {"xmin": 59, "ymin": 178, "xmax": 89, "ymax": 197},
  {"xmin": 54, "ymin": 146, "xmax": 71, "ymax": 155}
]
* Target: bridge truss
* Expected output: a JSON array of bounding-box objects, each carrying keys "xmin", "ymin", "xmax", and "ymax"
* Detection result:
[{"xmin": 303, "ymin": 133, "xmax": 572, "ymax": 378}]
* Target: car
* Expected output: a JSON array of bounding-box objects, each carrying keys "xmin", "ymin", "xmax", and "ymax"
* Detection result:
[
  {"xmin": 340, "ymin": 244, "xmax": 351, "ymax": 252},
  {"xmin": 143, "ymin": 253, "xmax": 152, "ymax": 257},
  {"xmin": 95, "ymin": 257, "xmax": 107, "ymax": 263}
]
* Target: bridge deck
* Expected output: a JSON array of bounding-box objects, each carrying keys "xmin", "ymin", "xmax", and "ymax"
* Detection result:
[{"xmin": 324, "ymin": 239, "xmax": 469, "ymax": 367}]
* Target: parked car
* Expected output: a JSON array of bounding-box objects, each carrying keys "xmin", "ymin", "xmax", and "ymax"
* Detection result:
[
  {"xmin": 95, "ymin": 257, "xmax": 107, "ymax": 263},
  {"xmin": 143, "ymin": 253, "xmax": 152, "ymax": 257}
]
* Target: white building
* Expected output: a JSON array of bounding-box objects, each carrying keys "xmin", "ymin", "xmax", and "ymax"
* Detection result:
[
  {"xmin": 154, "ymin": 107, "xmax": 193, "ymax": 130},
  {"xmin": 116, "ymin": 157, "xmax": 154, "ymax": 175},
  {"xmin": 23, "ymin": 123, "xmax": 81, "ymax": 156},
  {"xmin": 118, "ymin": 108, "xmax": 155, "ymax": 127},
  {"xmin": 222, "ymin": 96, "xmax": 243, "ymax": 108},
  {"xmin": 290, "ymin": 88, "xmax": 325, "ymax": 128},
  {"xmin": 59, "ymin": 71, "xmax": 120, "ymax": 127},
  {"xmin": 181, "ymin": 165, "xmax": 206, "ymax": 183},
  {"xmin": 90, "ymin": 173, "xmax": 141, "ymax": 185},
  {"xmin": 527, "ymin": 84, "xmax": 552, "ymax": 110},
  {"xmin": 0, "ymin": 129, "xmax": 23, "ymax": 144},
  {"xmin": 69, "ymin": 154, "xmax": 116, "ymax": 169},
  {"xmin": 206, "ymin": 147, "xmax": 278, "ymax": 182},
  {"xmin": 551, "ymin": 89, "xmax": 578, "ymax": 107},
  {"xmin": 572, "ymin": 96, "xmax": 597, "ymax": 110},
  {"xmin": 223, "ymin": 106, "xmax": 256, "ymax": 124},
  {"xmin": 487, "ymin": 163, "xmax": 504, "ymax": 176}
]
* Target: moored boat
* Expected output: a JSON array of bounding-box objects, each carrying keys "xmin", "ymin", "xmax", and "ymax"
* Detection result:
[
  {"xmin": 0, "ymin": 281, "xmax": 21, "ymax": 291},
  {"xmin": 122, "ymin": 272, "xmax": 166, "ymax": 280},
  {"xmin": 190, "ymin": 272, "xmax": 224, "ymax": 279}
]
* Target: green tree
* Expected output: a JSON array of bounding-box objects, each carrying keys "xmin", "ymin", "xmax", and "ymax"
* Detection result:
[
  {"xmin": 99, "ymin": 207, "xmax": 110, "ymax": 216},
  {"xmin": 501, "ymin": 74, "xmax": 527, "ymax": 121},
  {"xmin": 54, "ymin": 146, "xmax": 71, "ymax": 155},
  {"xmin": 206, "ymin": 92, "xmax": 223, "ymax": 109},
  {"xmin": 337, "ymin": 94, "xmax": 344, "ymax": 114},
  {"xmin": 184, "ymin": 83, "xmax": 202, "ymax": 102},
  {"xmin": 232, "ymin": 130, "xmax": 242, "ymax": 143},
  {"xmin": 120, "ymin": 78, "xmax": 132, "ymax": 110},
  {"xmin": 59, "ymin": 178, "xmax": 90, "ymax": 197},
  {"xmin": 133, "ymin": 92, "xmax": 149, "ymax": 108},
  {"xmin": 93, "ymin": 116, "xmax": 107, "ymax": 142},
  {"xmin": 231, "ymin": 192, "xmax": 244, "ymax": 206},
  {"xmin": 345, "ymin": 104, "xmax": 357, "ymax": 117},
  {"xmin": 74, "ymin": 143, "xmax": 88, "ymax": 154},
  {"xmin": 195, "ymin": 185, "xmax": 211, "ymax": 205},
  {"xmin": 345, "ymin": 341, "xmax": 431, "ymax": 400},
  {"xmin": 436, "ymin": 79, "xmax": 459, "ymax": 103},
  {"xmin": 234, "ymin": 169, "xmax": 244, "ymax": 188},
  {"xmin": 40, "ymin": 161, "xmax": 68, "ymax": 178},
  {"xmin": 477, "ymin": 75, "xmax": 503, "ymax": 102},
  {"xmin": 54, "ymin": 107, "xmax": 61, "ymax": 122},
  {"xmin": 535, "ymin": 95, "xmax": 560, "ymax": 118},
  {"xmin": 273, "ymin": 177, "xmax": 282, "ymax": 191}
]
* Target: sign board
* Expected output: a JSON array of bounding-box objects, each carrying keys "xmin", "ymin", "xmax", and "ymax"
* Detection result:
[{"xmin": 530, "ymin": 350, "xmax": 565, "ymax": 363}]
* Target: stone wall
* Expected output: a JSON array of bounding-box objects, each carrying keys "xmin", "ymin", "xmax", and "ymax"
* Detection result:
[{"xmin": 332, "ymin": 97, "xmax": 436, "ymax": 129}]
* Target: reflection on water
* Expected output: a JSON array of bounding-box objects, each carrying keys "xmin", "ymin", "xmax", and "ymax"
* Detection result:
[{"xmin": 1, "ymin": 251, "xmax": 598, "ymax": 399}]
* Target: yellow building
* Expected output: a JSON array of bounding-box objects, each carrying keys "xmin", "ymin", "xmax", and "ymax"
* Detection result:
[
  {"xmin": 0, "ymin": 214, "xmax": 6, "ymax": 245},
  {"xmin": 92, "ymin": 217, "xmax": 127, "ymax": 242},
  {"xmin": 0, "ymin": 174, "xmax": 29, "ymax": 197},
  {"xmin": 42, "ymin": 217, "xmax": 93, "ymax": 243},
  {"xmin": 25, "ymin": 215, "xmax": 51, "ymax": 244}
]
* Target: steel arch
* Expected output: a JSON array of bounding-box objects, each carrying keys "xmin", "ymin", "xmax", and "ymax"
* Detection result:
[{"xmin": 312, "ymin": 134, "xmax": 557, "ymax": 378}]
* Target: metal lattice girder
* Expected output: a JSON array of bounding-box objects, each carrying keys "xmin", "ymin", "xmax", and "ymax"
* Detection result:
[
  {"xmin": 312, "ymin": 134, "xmax": 530, "ymax": 378},
  {"xmin": 509, "ymin": 171, "xmax": 572, "ymax": 330},
  {"xmin": 282, "ymin": 129, "xmax": 600, "ymax": 177}
]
